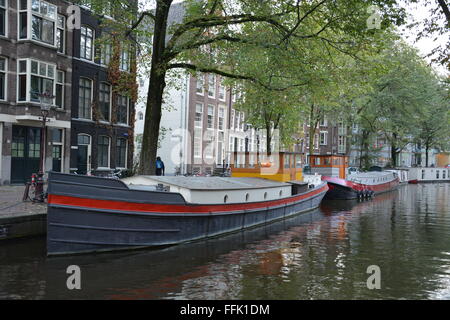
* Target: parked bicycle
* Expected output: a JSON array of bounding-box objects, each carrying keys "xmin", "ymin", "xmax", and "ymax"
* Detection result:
[{"xmin": 23, "ymin": 173, "xmax": 47, "ymax": 203}]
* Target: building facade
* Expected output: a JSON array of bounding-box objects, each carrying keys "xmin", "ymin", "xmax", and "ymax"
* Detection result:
[
  {"xmin": 0, "ymin": 0, "xmax": 72, "ymax": 184},
  {"xmin": 0, "ymin": 0, "xmax": 135, "ymax": 184},
  {"xmin": 301, "ymin": 119, "xmax": 349, "ymax": 161},
  {"xmin": 69, "ymin": 5, "xmax": 135, "ymax": 176}
]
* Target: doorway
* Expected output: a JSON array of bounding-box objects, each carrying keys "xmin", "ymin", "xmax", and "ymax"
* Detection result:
[
  {"xmin": 11, "ymin": 126, "xmax": 41, "ymax": 184},
  {"xmin": 77, "ymin": 134, "xmax": 91, "ymax": 175}
]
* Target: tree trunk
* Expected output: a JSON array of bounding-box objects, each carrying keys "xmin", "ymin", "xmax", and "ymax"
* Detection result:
[
  {"xmin": 266, "ymin": 127, "xmax": 272, "ymax": 155},
  {"xmin": 308, "ymin": 104, "xmax": 318, "ymax": 157},
  {"xmin": 390, "ymin": 133, "xmax": 398, "ymax": 167},
  {"xmin": 425, "ymin": 141, "xmax": 430, "ymax": 167},
  {"xmin": 361, "ymin": 129, "xmax": 370, "ymax": 170},
  {"xmin": 138, "ymin": 1, "xmax": 172, "ymax": 175}
]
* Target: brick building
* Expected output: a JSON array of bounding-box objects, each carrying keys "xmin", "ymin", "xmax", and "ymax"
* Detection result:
[{"xmin": 0, "ymin": 0, "xmax": 136, "ymax": 184}]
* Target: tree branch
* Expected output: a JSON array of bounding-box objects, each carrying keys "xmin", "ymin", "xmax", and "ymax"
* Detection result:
[
  {"xmin": 125, "ymin": 10, "xmax": 156, "ymax": 37},
  {"xmin": 166, "ymin": 62, "xmax": 309, "ymax": 91},
  {"xmin": 166, "ymin": 11, "xmax": 294, "ymax": 51}
]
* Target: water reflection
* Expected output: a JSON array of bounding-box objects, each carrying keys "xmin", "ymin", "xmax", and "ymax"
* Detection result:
[{"xmin": 0, "ymin": 184, "xmax": 449, "ymax": 299}]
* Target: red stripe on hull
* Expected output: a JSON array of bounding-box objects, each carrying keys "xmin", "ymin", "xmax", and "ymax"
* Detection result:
[{"xmin": 48, "ymin": 184, "xmax": 329, "ymax": 214}]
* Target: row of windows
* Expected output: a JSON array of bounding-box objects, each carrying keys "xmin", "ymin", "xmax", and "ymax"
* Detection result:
[
  {"xmin": 77, "ymin": 134, "xmax": 128, "ymax": 168},
  {"xmin": 196, "ymin": 74, "xmax": 241, "ymax": 101},
  {"xmin": 194, "ymin": 103, "xmax": 226, "ymax": 130},
  {"xmin": 0, "ymin": 0, "xmax": 130, "ymax": 71},
  {"xmin": 0, "ymin": 57, "xmax": 64, "ymax": 107},
  {"xmin": 0, "ymin": 57, "xmax": 129, "ymax": 125},
  {"xmin": 78, "ymin": 78, "xmax": 129, "ymax": 124}
]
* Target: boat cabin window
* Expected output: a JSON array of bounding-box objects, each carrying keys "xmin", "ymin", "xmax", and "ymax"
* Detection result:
[
  {"xmin": 245, "ymin": 193, "xmax": 249, "ymax": 202},
  {"xmin": 284, "ymin": 155, "xmax": 290, "ymax": 168},
  {"xmin": 279, "ymin": 190, "xmax": 283, "ymax": 197},
  {"xmin": 224, "ymin": 195, "xmax": 228, "ymax": 203},
  {"xmin": 264, "ymin": 192, "xmax": 267, "ymax": 200},
  {"xmin": 295, "ymin": 155, "xmax": 302, "ymax": 168}
]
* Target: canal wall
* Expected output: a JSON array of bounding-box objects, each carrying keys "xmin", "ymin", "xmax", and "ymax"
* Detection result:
[
  {"xmin": 0, "ymin": 212, "xmax": 47, "ymax": 240},
  {"xmin": 0, "ymin": 186, "xmax": 47, "ymax": 240}
]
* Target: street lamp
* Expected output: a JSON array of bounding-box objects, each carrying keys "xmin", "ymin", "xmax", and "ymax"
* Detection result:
[{"xmin": 34, "ymin": 90, "xmax": 55, "ymax": 202}]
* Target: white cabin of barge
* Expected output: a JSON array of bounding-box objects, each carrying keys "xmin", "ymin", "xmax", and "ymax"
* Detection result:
[{"xmin": 121, "ymin": 176, "xmax": 300, "ymax": 204}]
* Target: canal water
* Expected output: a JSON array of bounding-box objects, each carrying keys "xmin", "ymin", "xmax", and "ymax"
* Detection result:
[{"xmin": 0, "ymin": 183, "xmax": 449, "ymax": 300}]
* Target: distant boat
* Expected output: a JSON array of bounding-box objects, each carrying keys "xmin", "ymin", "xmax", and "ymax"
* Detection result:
[
  {"xmin": 47, "ymin": 172, "xmax": 328, "ymax": 256},
  {"xmin": 322, "ymin": 171, "xmax": 399, "ymax": 200}
]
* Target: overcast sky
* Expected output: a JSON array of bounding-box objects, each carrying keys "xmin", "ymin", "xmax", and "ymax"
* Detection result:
[{"xmin": 399, "ymin": 0, "xmax": 449, "ymax": 76}]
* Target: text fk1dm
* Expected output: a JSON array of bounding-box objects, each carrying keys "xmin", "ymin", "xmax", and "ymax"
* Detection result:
[{"xmin": 224, "ymin": 305, "xmax": 269, "ymax": 315}]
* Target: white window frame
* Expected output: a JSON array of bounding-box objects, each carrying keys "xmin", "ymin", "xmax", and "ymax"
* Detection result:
[
  {"xmin": 16, "ymin": 58, "xmax": 56, "ymax": 104},
  {"xmin": 80, "ymin": 25, "xmax": 95, "ymax": 61},
  {"xmin": 231, "ymin": 109, "xmax": 235, "ymax": 130},
  {"xmin": 56, "ymin": 14, "xmax": 65, "ymax": 54},
  {"xmin": 0, "ymin": 56, "xmax": 6, "ymax": 101},
  {"xmin": 207, "ymin": 74, "xmax": 216, "ymax": 98},
  {"xmin": 0, "ymin": 0, "xmax": 8, "ymax": 38},
  {"xmin": 196, "ymin": 75, "xmax": 204, "ymax": 95},
  {"xmin": 119, "ymin": 47, "xmax": 130, "ymax": 72},
  {"xmin": 77, "ymin": 133, "xmax": 92, "ymax": 173},
  {"xmin": 236, "ymin": 112, "xmax": 241, "ymax": 131},
  {"xmin": 99, "ymin": 82, "xmax": 112, "ymax": 122},
  {"xmin": 97, "ymin": 135, "xmax": 111, "ymax": 169},
  {"xmin": 55, "ymin": 70, "xmax": 64, "ymax": 109},
  {"xmin": 207, "ymin": 104, "xmax": 215, "ymax": 130},
  {"xmin": 218, "ymin": 106, "xmax": 225, "ymax": 131},
  {"xmin": 218, "ymin": 79, "xmax": 226, "ymax": 101},
  {"xmin": 193, "ymin": 128, "xmax": 202, "ymax": 158},
  {"xmin": 18, "ymin": 0, "xmax": 57, "ymax": 47},
  {"xmin": 51, "ymin": 128, "xmax": 64, "ymax": 172},
  {"xmin": 116, "ymin": 94, "xmax": 129, "ymax": 125},
  {"xmin": 78, "ymin": 77, "xmax": 93, "ymax": 120},
  {"xmin": 100, "ymin": 43, "xmax": 112, "ymax": 66},
  {"xmin": 116, "ymin": 137, "xmax": 128, "ymax": 169},
  {"xmin": 338, "ymin": 135, "xmax": 346, "ymax": 153},
  {"xmin": 195, "ymin": 103, "xmax": 203, "ymax": 128},
  {"xmin": 320, "ymin": 131, "xmax": 328, "ymax": 145}
]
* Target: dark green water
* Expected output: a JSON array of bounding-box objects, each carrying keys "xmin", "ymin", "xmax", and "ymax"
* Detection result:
[{"xmin": 1, "ymin": 184, "xmax": 449, "ymax": 299}]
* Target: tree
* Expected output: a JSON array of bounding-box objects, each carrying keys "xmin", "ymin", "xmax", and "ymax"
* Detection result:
[
  {"xmin": 351, "ymin": 39, "xmax": 449, "ymax": 167},
  {"xmin": 414, "ymin": 73, "xmax": 450, "ymax": 166},
  {"xmin": 82, "ymin": 0, "xmax": 406, "ymax": 174},
  {"xmin": 407, "ymin": 0, "xmax": 450, "ymax": 69}
]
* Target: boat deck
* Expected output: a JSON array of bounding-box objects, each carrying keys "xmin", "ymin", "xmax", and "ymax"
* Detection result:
[{"xmin": 123, "ymin": 176, "xmax": 289, "ymax": 190}]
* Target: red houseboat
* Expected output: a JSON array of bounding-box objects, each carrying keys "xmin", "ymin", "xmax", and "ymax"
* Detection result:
[{"xmin": 308, "ymin": 155, "xmax": 399, "ymax": 200}]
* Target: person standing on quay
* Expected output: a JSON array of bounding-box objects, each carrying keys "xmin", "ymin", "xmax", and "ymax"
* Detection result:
[{"xmin": 156, "ymin": 157, "xmax": 165, "ymax": 176}]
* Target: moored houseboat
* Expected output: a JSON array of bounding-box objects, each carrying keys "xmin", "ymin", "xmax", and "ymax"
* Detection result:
[
  {"xmin": 47, "ymin": 152, "xmax": 328, "ymax": 256},
  {"xmin": 307, "ymin": 154, "xmax": 399, "ymax": 200},
  {"xmin": 321, "ymin": 171, "xmax": 399, "ymax": 200}
]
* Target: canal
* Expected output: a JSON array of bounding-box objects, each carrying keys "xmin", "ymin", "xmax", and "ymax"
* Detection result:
[{"xmin": 0, "ymin": 183, "xmax": 449, "ymax": 299}]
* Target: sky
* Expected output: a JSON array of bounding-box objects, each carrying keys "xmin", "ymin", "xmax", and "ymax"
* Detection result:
[{"xmin": 399, "ymin": 0, "xmax": 449, "ymax": 76}]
